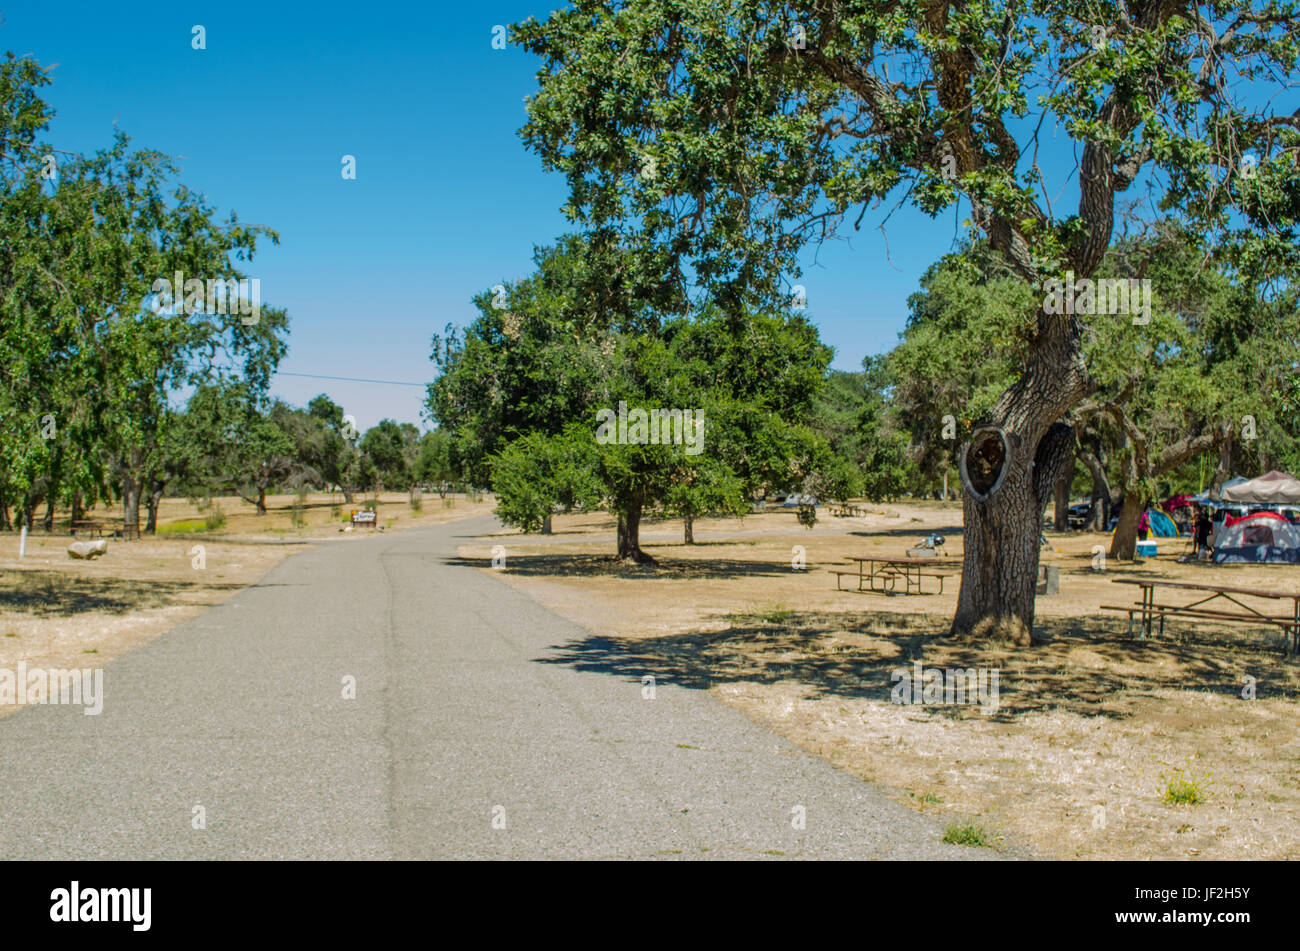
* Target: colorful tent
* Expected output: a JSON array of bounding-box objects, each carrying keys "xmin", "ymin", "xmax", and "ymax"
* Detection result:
[
  {"xmin": 1213, "ymin": 512, "xmax": 1300, "ymax": 564},
  {"xmin": 1147, "ymin": 508, "xmax": 1179, "ymax": 537},
  {"xmin": 1221, "ymin": 470, "xmax": 1300, "ymax": 505}
]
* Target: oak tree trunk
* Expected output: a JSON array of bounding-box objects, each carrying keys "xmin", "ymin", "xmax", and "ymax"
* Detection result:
[
  {"xmin": 1052, "ymin": 476, "xmax": 1070, "ymax": 532},
  {"xmin": 951, "ymin": 355, "xmax": 1084, "ymax": 645},
  {"xmin": 1210, "ymin": 438, "xmax": 1233, "ymax": 496},
  {"xmin": 146, "ymin": 487, "xmax": 164, "ymax": 534},
  {"xmin": 1110, "ymin": 496, "xmax": 1142, "ymax": 560},
  {"xmin": 541, "ymin": 514, "xmax": 552, "ymax": 535},
  {"xmin": 1080, "ymin": 449, "xmax": 1112, "ymax": 531},
  {"xmin": 121, "ymin": 473, "xmax": 141, "ymax": 533},
  {"xmin": 683, "ymin": 513, "xmax": 694, "ymax": 544},
  {"xmin": 616, "ymin": 494, "xmax": 654, "ymax": 564}
]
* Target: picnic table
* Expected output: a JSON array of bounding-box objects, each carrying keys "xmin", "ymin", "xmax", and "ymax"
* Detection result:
[
  {"xmin": 1104, "ymin": 578, "xmax": 1299, "ymax": 656},
  {"xmin": 829, "ymin": 502, "xmax": 867, "ymax": 518},
  {"xmin": 71, "ymin": 520, "xmax": 107, "ymax": 539},
  {"xmin": 831, "ymin": 556, "xmax": 960, "ymax": 595}
]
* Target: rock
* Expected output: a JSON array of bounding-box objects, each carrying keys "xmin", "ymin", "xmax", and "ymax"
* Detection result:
[{"xmin": 67, "ymin": 539, "xmax": 108, "ymax": 560}]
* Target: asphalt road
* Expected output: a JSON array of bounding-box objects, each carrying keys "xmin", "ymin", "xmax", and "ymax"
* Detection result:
[{"xmin": 0, "ymin": 516, "xmax": 996, "ymax": 860}]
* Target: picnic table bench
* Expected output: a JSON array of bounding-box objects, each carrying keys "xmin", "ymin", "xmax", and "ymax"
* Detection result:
[
  {"xmin": 73, "ymin": 520, "xmax": 140, "ymax": 540},
  {"xmin": 829, "ymin": 502, "xmax": 867, "ymax": 518},
  {"xmin": 832, "ymin": 556, "xmax": 959, "ymax": 595},
  {"xmin": 1103, "ymin": 578, "xmax": 1299, "ymax": 656}
]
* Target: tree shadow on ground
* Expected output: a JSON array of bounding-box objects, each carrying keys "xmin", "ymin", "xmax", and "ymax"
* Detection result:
[
  {"xmin": 443, "ymin": 552, "xmax": 788, "ymax": 580},
  {"xmin": 0, "ymin": 570, "xmax": 243, "ymax": 617},
  {"xmin": 845, "ymin": 529, "xmax": 966, "ymax": 545},
  {"xmin": 537, "ymin": 608, "xmax": 1296, "ymax": 722}
]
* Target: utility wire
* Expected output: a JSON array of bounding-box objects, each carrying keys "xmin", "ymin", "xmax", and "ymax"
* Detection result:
[{"xmin": 276, "ymin": 371, "xmax": 428, "ymax": 387}]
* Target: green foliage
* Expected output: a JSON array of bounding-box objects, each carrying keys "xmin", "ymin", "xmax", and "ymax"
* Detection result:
[
  {"xmin": 429, "ymin": 235, "xmax": 836, "ymax": 554},
  {"xmin": 204, "ymin": 504, "xmax": 226, "ymax": 532},
  {"xmin": 414, "ymin": 429, "xmax": 458, "ymax": 493},
  {"xmin": 1162, "ymin": 765, "xmax": 1212, "ymax": 806},
  {"xmin": 758, "ymin": 604, "xmax": 794, "ymax": 625},
  {"xmin": 515, "ymin": 0, "xmax": 1300, "ymax": 312},
  {"xmin": 490, "ymin": 426, "xmax": 603, "ymax": 532},
  {"xmin": 358, "ymin": 419, "xmax": 420, "ymax": 490},
  {"xmin": 942, "ymin": 820, "xmax": 1001, "ymax": 848},
  {"xmin": 0, "ymin": 54, "xmax": 287, "ymax": 529},
  {"xmin": 155, "ymin": 519, "xmax": 208, "ymax": 535}
]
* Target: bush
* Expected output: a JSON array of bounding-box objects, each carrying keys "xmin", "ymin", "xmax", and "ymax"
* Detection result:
[
  {"xmin": 204, "ymin": 505, "xmax": 226, "ymax": 531},
  {"xmin": 942, "ymin": 820, "xmax": 1000, "ymax": 847},
  {"xmin": 1162, "ymin": 765, "xmax": 1211, "ymax": 805}
]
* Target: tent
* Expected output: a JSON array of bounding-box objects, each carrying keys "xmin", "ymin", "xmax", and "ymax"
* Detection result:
[
  {"xmin": 1147, "ymin": 508, "xmax": 1179, "ymax": 537},
  {"xmin": 1213, "ymin": 512, "xmax": 1300, "ymax": 564},
  {"xmin": 1221, "ymin": 470, "xmax": 1300, "ymax": 505}
]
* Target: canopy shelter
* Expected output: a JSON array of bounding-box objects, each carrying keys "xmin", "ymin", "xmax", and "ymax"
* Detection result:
[{"xmin": 1220, "ymin": 471, "xmax": 1300, "ymax": 505}]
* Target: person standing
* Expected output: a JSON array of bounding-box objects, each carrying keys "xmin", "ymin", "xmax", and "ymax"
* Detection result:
[{"xmin": 1194, "ymin": 506, "xmax": 1212, "ymax": 558}]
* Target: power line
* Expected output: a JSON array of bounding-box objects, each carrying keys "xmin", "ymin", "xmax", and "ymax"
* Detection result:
[{"xmin": 276, "ymin": 371, "xmax": 427, "ymax": 387}]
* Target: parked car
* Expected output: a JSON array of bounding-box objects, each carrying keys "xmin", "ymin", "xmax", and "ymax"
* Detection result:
[
  {"xmin": 781, "ymin": 493, "xmax": 818, "ymax": 507},
  {"xmin": 1066, "ymin": 501, "xmax": 1093, "ymax": 529}
]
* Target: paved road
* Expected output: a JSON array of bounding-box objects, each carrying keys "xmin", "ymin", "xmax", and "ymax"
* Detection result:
[{"xmin": 0, "ymin": 516, "xmax": 996, "ymax": 860}]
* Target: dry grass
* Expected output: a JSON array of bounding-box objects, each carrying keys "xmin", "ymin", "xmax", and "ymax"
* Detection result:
[
  {"xmin": 465, "ymin": 501, "xmax": 1300, "ymax": 860},
  {"xmin": 0, "ymin": 490, "xmax": 495, "ymax": 717}
]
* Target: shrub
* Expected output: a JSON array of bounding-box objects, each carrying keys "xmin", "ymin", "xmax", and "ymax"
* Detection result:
[
  {"xmin": 204, "ymin": 505, "xmax": 226, "ymax": 531},
  {"xmin": 942, "ymin": 820, "xmax": 1000, "ymax": 847},
  {"xmin": 1162, "ymin": 765, "xmax": 1211, "ymax": 805}
]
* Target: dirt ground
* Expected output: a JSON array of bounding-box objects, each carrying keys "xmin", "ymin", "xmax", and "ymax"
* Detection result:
[
  {"xmin": 463, "ymin": 500, "xmax": 1300, "ymax": 860},
  {"xmin": 0, "ymin": 491, "xmax": 495, "ymax": 717}
]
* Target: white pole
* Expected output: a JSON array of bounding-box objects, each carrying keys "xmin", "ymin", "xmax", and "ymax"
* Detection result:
[{"xmin": 19, "ymin": 523, "xmax": 27, "ymax": 559}]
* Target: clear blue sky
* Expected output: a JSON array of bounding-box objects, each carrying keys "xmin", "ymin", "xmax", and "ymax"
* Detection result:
[{"xmin": 7, "ymin": 1, "xmax": 1012, "ymax": 431}]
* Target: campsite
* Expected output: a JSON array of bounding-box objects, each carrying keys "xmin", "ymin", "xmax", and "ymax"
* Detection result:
[
  {"xmin": 465, "ymin": 489, "xmax": 1300, "ymax": 861},
  {"xmin": 3, "ymin": 0, "xmax": 1300, "ymax": 920}
]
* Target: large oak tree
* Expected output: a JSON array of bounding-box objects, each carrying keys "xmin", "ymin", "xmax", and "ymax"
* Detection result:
[{"xmin": 514, "ymin": 0, "xmax": 1300, "ymax": 641}]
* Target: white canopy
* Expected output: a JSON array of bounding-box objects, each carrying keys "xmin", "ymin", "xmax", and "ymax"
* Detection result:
[{"xmin": 1220, "ymin": 470, "xmax": 1300, "ymax": 504}]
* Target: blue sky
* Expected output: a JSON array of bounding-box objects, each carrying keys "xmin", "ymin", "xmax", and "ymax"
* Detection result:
[{"xmin": 8, "ymin": 1, "xmax": 1018, "ymax": 430}]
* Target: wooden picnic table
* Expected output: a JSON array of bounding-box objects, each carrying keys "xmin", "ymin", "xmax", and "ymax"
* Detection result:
[
  {"xmin": 71, "ymin": 520, "xmax": 107, "ymax": 539},
  {"xmin": 831, "ymin": 556, "xmax": 960, "ymax": 595},
  {"xmin": 1105, "ymin": 578, "xmax": 1299, "ymax": 656}
]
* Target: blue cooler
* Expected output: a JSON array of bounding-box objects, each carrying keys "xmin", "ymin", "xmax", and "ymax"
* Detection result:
[{"xmin": 1136, "ymin": 540, "xmax": 1158, "ymax": 557}]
